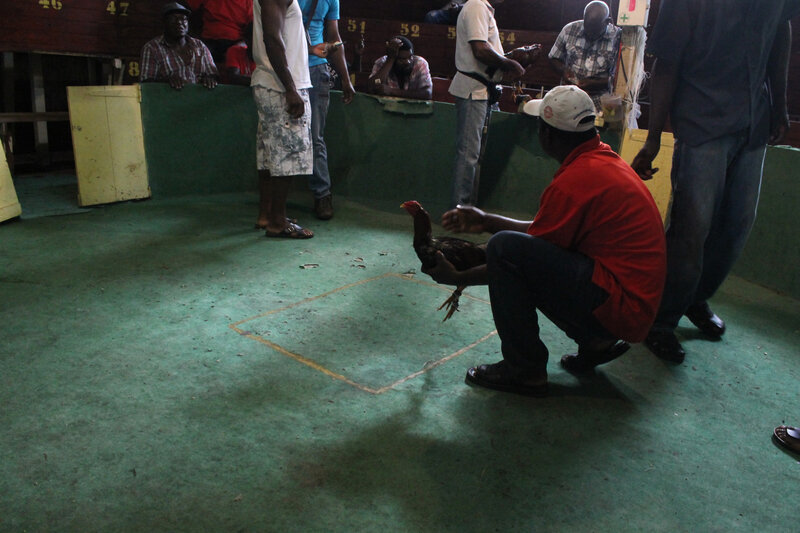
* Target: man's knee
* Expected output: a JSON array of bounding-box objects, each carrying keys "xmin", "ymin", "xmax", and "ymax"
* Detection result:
[{"xmin": 488, "ymin": 231, "xmax": 528, "ymax": 267}]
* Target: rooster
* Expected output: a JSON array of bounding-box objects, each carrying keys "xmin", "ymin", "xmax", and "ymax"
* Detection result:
[{"xmin": 401, "ymin": 200, "xmax": 487, "ymax": 321}]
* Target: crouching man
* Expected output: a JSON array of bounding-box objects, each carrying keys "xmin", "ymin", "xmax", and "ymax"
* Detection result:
[{"xmin": 424, "ymin": 85, "xmax": 666, "ymax": 396}]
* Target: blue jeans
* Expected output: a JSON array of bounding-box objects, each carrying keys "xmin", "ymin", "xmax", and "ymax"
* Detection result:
[
  {"xmin": 487, "ymin": 231, "xmax": 613, "ymax": 374},
  {"xmin": 653, "ymin": 131, "xmax": 767, "ymax": 332},
  {"xmin": 308, "ymin": 64, "xmax": 332, "ymax": 199},
  {"xmin": 451, "ymin": 96, "xmax": 490, "ymax": 208}
]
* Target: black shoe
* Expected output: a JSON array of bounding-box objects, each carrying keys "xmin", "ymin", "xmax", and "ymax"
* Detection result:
[
  {"xmin": 314, "ymin": 194, "xmax": 333, "ymax": 220},
  {"xmin": 465, "ymin": 360, "xmax": 548, "ymax": 397},
  {"xmin": 685, "ymin": 302, "xmax": 725, "ymax": 337},
  {"xmin": 644, "ymin": 330, "xmax": 685, "ymax": 363},
  {"xmin": 560, "ymin": 341, "xmax": 630, "ymax": 375}
]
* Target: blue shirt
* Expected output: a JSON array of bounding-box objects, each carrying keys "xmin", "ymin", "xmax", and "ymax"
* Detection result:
[
  {"xmin": 647, "ymin": 0, "xmax": 800, "ymax": 147},
  {"xmin": 297, "ymin": 0, "xmax": 340, "ymax": 67}
]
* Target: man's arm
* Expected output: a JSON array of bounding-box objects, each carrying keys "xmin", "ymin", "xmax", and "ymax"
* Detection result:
[
  {"xmin": 422, "ymin": 255, "xmax": 488, "ymax": 287},
  {"xmin": 630, "ymin": 58, "xmax": 679, "ymax": 180},
  {"xmin": 198, "ymin": 42, "xmax": 219, "ymax": 89},
  {"xmin": 470, "ymin": 41, "xmax": 525, "ymax": 79},
  {"xmin": 261, "ymin": 0, "xmax": 304, "ymax": 118},
  {"xmin": 441, "ymin": 206, "xmax": 531, "ymax": 234},
  {"xmin": 548, "ymin": 57, "xmax": 567, "ymax": 78},
  {"xmin": 368, "ymin": 39, "xmax": 401, "ymax": 93},
  {"xmin": 767, "ymin": 20, "xmax": 792, "ymax": 145},
  {"xmin": 139, "ymin": 42, "xmax": 160, "ymax": 83},
  {"xmin": 324, "ymin": 19, "xmax": 355, "ymax": 104}
]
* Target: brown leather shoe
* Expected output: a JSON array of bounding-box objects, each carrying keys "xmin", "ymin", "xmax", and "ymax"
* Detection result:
[
  {"xmin": 685, "ymin": 301, "xmax": 725, "ymax": 337},
  {"xmin": 314, "ymin": 194, "xmax": 333, "ymax": 220}
]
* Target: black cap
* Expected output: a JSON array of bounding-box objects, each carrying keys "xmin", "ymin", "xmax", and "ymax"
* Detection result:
[{"xmin": 162, "ymin": 2, "xmax": 191, "ymax": 16}]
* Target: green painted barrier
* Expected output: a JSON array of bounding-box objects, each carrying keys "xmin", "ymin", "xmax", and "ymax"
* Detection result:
[
  {"xmin": 137, "ymin": 87, "xmax": 796, "ymax": 298},
  {"xmin": 140, "ymin": 83, "xmax": 258, "ymax": 197}
]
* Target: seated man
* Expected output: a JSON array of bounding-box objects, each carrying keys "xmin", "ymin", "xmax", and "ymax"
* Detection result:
[
  {"xmin": 424, "ymin": 1, "xmax": 464, "ymax": 25},
  {"xmin": 140, "ymin": 2, "xmax": 219, "ymax": 90},
  {"xmin": 548, "ymin": 0, "xmax": 620, "ymax": 109},
  {"xmin": 368, "ymin": 36, "xmax": 432, "ymax": 100},
  {"xmin": 424, "ymin": 86, "xmax": 666, "ymax": 396}
]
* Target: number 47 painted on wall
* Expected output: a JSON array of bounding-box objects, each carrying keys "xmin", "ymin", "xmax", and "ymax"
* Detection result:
[{"xmin": 107, "ymin": 1, "xmax": 131, "ymax": 15}]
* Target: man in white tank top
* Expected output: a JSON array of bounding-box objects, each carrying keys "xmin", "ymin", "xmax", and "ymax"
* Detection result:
[{"xmin": 251, "ymin": 0, "xmax": 315, "ymax": 238}]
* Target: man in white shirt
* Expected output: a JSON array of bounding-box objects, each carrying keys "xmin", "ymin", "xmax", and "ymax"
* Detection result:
[
  {"xmin": 447, "ymin": 0, "xmax": 525, "ymax": 208},
  {"xmin": 251, "ymin": 0, "xmax": 315, "ymax": 238}
]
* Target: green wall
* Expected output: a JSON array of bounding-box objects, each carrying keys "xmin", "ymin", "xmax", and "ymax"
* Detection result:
[
  {"xmin": 138, "ymin": 88, "xmax": 798, "ymax": 299},
  {"xmin": 140, "ymin": 83, "xmax": 257, "ymax": 197},
  {"xmin": 733, "ymin": 145, "xmax": 800, "ymax": 299}
]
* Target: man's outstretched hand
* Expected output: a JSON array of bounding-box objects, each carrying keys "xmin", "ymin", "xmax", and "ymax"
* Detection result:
[{"xmin": 441, "ymin": 205, "xmax": 488, "ymax": 234}]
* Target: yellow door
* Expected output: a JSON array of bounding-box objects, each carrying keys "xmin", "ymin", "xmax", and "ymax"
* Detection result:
[
  {"xmin": 0, "ymin": 141, "xmax": 21, "ymax": 222},
  {"xmin": 68, "ymin": 85, "xmax": 150, "ymax": 206}
]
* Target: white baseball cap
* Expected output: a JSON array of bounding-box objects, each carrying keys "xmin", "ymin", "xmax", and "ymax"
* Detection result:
[{"xmin": 521, "ymin": 85, "xmax": 597, "ymax": 132}]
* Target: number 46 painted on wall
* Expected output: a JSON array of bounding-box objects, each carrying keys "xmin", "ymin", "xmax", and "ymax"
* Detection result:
[
  {"xmin": 39, "ymin": 0, "xmax": 63, "ymax": 10},
  {"xmin": 617, "ymin": 0, "xmax": 649, "ymax": 26}
]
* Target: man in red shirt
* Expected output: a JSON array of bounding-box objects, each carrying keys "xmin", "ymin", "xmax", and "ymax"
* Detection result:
[
  {"xmin": 185, "ymin": 0, "xmax": 253, "ymax": 64},
  {"xmin": 424, "ymin": 85, "xmax": 666, "ymax": 396}
]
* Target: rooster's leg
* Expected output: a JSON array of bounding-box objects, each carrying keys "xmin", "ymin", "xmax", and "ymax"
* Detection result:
[{"xmin": 438, "ymin": 285, "xmax": 465, "ymax": 321}]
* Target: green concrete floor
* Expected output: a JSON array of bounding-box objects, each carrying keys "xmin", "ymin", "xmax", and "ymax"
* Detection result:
[{"xmin": 1, "ymin": 190, "xmax": 799, "ymax": 532}]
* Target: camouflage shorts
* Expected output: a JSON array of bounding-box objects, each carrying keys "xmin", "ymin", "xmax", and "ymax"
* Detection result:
[{"xmin": 253, "ymin": 86, "xmax": 312, "ymax": 176}]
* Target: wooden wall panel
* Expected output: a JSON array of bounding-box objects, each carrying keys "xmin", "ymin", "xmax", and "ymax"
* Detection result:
[{"xmin": 0, "ymin": 0, "xmax": 161, "ymax": 57}]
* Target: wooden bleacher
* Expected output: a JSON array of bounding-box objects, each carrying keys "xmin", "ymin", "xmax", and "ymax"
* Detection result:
[{"xmin": 340, "ymin": 16, "xmax": 562, "ymax": 111}]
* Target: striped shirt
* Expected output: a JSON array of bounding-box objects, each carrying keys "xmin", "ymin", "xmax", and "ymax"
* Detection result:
[
  {"xmin": 140, "ymin": 35, "xmax": 218, "ymax": 83},
  {"xmin": 549, "ymin": 20, "xmax": 620, "ymax": 93}
]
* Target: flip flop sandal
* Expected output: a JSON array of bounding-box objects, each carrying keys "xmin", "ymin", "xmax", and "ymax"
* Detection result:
[
  {"xmin": 773, "ymin": 425, "xmax": 800, "ymax": 454},
  {"xmin": 254, "ymin": 217, "xmax": 297, "ymax": 230},
  {"xmin": 265, "ymin": 221, "xmax": 314, "ymax": 239}
]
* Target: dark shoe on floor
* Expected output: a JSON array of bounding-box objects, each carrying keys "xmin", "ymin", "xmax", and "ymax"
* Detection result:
[
  {"xmin": 465, "ymin": 360, "xmax": 547, "ymax": 397},
  {"xmin": 314, "ymin": 194, "xmax": 333, "ymax": 220},
  {"xmin": 644, "ymin": 330, "xmax": 685, "ymax": 363},
  {"xmin": 773, "ymin": 425, "xmax": 800, "ymax": 454},
  {"xmin": 685, "ymin": 301, "xmax": 726, "ymax": 337},
  {"xmin": 560, "ymin": 341, "xmax": 630, "ymax": 375}
]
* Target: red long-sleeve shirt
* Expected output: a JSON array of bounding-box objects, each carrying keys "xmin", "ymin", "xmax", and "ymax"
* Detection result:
[
  {"xmin": 186, "ymin": 0, "xmax": 253, "ymax": 41},
  {"xmin": 528, "ymin": 136, "xmax": 666, "ymax": 342}
]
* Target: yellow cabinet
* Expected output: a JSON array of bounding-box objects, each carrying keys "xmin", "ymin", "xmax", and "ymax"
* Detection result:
[
  {"xmin": 0, "ymin": 141, "xmax": 21, "ymax": 222},
  {"xmin": 67, "ymin": 85, "xmax": 150, "ymax": 206}
]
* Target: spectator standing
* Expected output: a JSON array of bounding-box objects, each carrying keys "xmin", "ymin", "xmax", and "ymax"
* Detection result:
[
  {"xmin": 251, "ymin": 0, "xmax": 314, "ymax": 239},
  {"xmin": 548, "ymin": 1, "xmax": 621, "ymax": 110},
  {"xmin": 140, "ymin": 2, "xmax": 219, "ymax": 90},
  {"xmin": 185, "ymin": 0, "xmax": 254, "ymax": 65},
  {"xmin": 631, "ymin": 0, "xmax": 799, "ymax": 363},
  {"xmin": 447, "ymin": 0, "xmax": 525, "ymax": 208},
  {"xmin": 297, "ymin": 0, "xmax": 355, "ymax": 221},
  {"xmin": 368, "ymin": 36, "xmax": 433, "ymax": 100}
]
